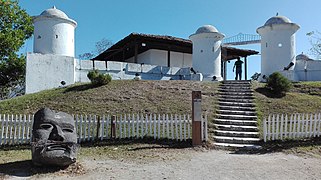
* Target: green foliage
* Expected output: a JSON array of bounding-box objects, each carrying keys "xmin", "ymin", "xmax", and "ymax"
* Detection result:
[
  {"xmin": 87, "ymin": 70, "xmax": 112, "ymax": 86},
  {"xmin": 0, "ymin": 0, "xmax": 33, "ymax": 97},
  {"xmin": 266, "ymin": 72, "xmax": 292, "ymax": 95}
]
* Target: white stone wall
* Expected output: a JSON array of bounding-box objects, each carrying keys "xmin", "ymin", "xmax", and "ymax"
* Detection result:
[
  {"xmin": 148, "ymin": 49, "xmax": 167, "ymax": 66},
  {"xmin": 74, "ymin": 60, "xmax": 191, "ymax": 81},
  {"xmin": 170, "ymin": 52, "xmax": 192, "ymax": 67},
  {"xmin": 125, "ymin": 49, "xmax": 192, "ymax": 68},
  {"xmin": 33, "ymin": 18, "xmax": 76, "ymax": 57},
  {"xmin": 294, "ymin": 60, "xmax": 321, "ymax": 81},
  {"xmin": 26, "ymin": 53, "xmax": 75, "ymax": 94}
]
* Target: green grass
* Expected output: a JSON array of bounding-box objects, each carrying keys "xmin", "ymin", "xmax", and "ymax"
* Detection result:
[
  {"xmin": 253, "ymin": 81, "xmax": 321, "ymax": 138},
  {"xmin": 253, "ymin": 81, "xmax": 321, "ymax": 117},
  {"xmin": 0, "ymin": 80, "xmax": 218, "ymax": 117}
]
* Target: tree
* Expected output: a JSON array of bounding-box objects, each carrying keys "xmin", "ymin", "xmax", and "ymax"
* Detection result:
[
  {"xmin": 0, "ymin": 0, "xmax": 33, "ymax": 98},
  {"xmin": 87, "ymin": 70, "xmax": 112, "ymax": 86},
  {"xmin": 78, "ymin": 38, "xmax": 113, "ymax": 60},
  {"xmin": 306, "ymin": 31, "xmax": 321, "ymax": 59},
  {"xmin": 266, "ymin": 72, "xmax": 292, "ymax": 96}
]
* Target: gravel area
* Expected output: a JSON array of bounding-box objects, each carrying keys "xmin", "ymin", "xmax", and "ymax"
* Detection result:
[{"xmin": 6, "ymin": 148, "xmax": 320, "ymax": 180}]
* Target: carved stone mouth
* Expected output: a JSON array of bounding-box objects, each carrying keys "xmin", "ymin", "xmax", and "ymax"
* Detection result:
[{"xmin": 46, "ymin": 144, "xmax": 68, "ymax": 151}]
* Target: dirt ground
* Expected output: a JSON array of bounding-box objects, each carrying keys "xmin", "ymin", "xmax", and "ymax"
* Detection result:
[{"xmin": 2, "ymin": 145, "xmax": 321, "ymax": 180}]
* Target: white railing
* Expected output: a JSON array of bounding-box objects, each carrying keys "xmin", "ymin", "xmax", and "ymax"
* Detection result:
[
  {"xmin": 263, "ymin": 113, "xmax": 321, "ymax": 142},
  {"xmin": 0, "ymin": 113, "xmax": 208, "ymax": 146}
]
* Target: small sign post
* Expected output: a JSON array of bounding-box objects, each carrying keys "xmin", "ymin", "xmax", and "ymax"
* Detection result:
[{"xmin": 192, "ymin": 91, "xmax": 202, "ymax": 146}]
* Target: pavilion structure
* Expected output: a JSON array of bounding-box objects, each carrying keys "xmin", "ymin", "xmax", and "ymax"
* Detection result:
[{"xmin": 94, "ymin": 33, "xmax": 259, "ymax": 80}]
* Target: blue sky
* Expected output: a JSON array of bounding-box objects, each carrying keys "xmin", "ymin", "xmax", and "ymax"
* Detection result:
[{"xmin": 19, "ymin": 0, "xmax": 321, "ymax": 80}]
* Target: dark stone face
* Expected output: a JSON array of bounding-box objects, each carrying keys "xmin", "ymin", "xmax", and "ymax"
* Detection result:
[{"xmin": 31, "ymin": 108, "xmax": 78, "ymax": 167}]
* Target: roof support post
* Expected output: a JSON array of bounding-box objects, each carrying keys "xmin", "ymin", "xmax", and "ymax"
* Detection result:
[
  {"xmin": 134, "ymin": 40, "xmax": 138, "ymax": 63},
  {"xmin": 122, "ymin": 48, "xmax": 125, "ymax": 61},
  {"xmin": 167, "ymin": 50, "xmax": 171, "ymax": 67},
  {"xmin": 223, "ymin": 61, "xmax": 227, "ymax": 81},
  {"xmin": 244, "ymin": 56, "xmax": 247, "ymax": 80}
]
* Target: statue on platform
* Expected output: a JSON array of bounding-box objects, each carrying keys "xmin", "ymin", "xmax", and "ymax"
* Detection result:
[{"xmin": 31, "ymin": 108, "xmax": 79, "ymax": 167}]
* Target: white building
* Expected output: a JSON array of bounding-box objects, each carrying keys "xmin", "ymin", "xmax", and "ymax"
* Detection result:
[
  {"xmin": 257, "ymin": 15, "xmax": 300, "ymax": 79},
  {"xmin": 189, "ymin": 25, "xmax": 225, "ymax": 81},
  {"xmin": 26, "ymin": 7, "xmax": 258, "ymax": 94},
  {"xmin": 26, "ymin": 6, "xmax": 77, "ymax": 94},
  {"xmin": 257, "ymin": 15, "xmax": 321, "ymax": 82},
  {"xmin": 33, "ymin": 6, "xmax": 77, "ymax": 57}
]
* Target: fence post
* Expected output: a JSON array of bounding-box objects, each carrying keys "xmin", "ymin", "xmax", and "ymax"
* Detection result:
[
  {"xmin": 111, "ymin": 115, "xmax": 116, "ymax": 138},
  {"xmin": 192, "ymin": 91, "xmax": 202, "ymax": 146},
  {"xmin": 96, "ymin": 116, "xmax": 101, "ymax": 141}
]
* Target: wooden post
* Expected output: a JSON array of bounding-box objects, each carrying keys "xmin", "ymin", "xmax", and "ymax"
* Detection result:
[
  {"xmin": 96, "ymin": 116, "xmax": 101, "ymax": 141},
  {"xmin": 134, "ymin": 42, "xmax": 138, "ymax": 63},
  {"xmin": 244, "ymin": 56, "xmax": 248, "ymax": 80},
  {"xmin": 192, "ymin": 91, "xmax": 202, "ymax": 146},
  {"xmin": 223, "ymin": 61, "xmax": 227, "ymax": 81},
  {"xmin": 111, "ymin": 115, "xmax": 116, "ymax": 138},
  {"xmin": 167, "ymin": 50, "xmax": 171, "ymax": 67}
]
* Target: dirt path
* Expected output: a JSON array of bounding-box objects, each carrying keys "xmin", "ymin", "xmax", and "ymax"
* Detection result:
[{"xmin": 26, "ymin": 149, "xmax": 321, "ymax": 180}]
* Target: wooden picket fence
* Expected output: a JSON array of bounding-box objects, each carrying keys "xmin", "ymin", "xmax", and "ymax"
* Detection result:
[
  {"xmin": 263, "ymin": 113, "xmax": 321, "ymax": 142},
  {"xmin": 0, "ymin": 113, "xmax": 208, "ymax": 146}
]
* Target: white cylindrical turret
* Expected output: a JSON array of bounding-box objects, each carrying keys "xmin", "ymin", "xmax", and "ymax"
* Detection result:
[
  {"xmin": 257, "ymin": 15, "xmax": 300, "ymax": 78},
  {"xmin": 33, "ymin": 6, "xmax": 77, "ymax": 57},
  {"xmin": 189, "ymin": 25, "xmax": 225, "ymax": 81}
]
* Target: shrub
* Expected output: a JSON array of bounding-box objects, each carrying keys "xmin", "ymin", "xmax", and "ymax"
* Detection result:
[
  {"xmin": 266, "ymin": 72, "xmax": 292, "ymax": 95},
  {"xmin": 87, "ymin": 70, "xmax": 112, "ymax": 86}
]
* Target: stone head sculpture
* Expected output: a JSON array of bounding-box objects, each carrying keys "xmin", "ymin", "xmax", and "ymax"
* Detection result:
[{"xmin": 31, "ymin": 108, "xmax": 78, "ymax": 167}]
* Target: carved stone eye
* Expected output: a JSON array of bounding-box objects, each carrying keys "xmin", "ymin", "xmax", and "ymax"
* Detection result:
[
  {"xmin": 40, "ymin": 124, "xmax": 52, "ymax": 129},
  {"xmin": 63, "ymin": 128, "xmax": 73, "ymax": 133}
]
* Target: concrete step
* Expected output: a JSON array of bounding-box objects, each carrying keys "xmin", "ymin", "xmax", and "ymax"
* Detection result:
[
  {"xmin": 213, "ymin": 136, "xmax": 261, "ymax": 144},
  {"xmin": 219, "ymin": 101, "xmax": 255, "ymax": 107},
  {"xmin": 217, "ymin": 110, "xmax": 257, "ymax": 116},
  {"xmin": 219, "ymin": 94, "xmax": 254, "ymax": 99},
  {"xmin": 219, "ymin": 91, "xmax": 254, "ymax": 96},
  {"xmin": 222, "ymin": 80, "xmax": 251, "ymax": 85},
  {"xmin": 220, "ymin": 85, "xmax": 251, "ymax": 90},
  {"xmin": 214, "ymin": 119, "xmax": 257, "ymax": 126},
  {"xmin": 214, "ymin": 130, "xmax": 259, "ymax": 138},
  {"xmin": 214, "ymin": 124, "xmax": 259, "ymax": 132},
  {"xmin": 219, "ymin": 106, "xmax": 256, "ymax": 111},
  {"xmin": 219, "ymin": 98, "xmax": 254, "ymax": 103},
  {"xmin": 213, "ymin": 142, "xmax": 262, "ymax": 149},
  {"xmin": 219, "ymin": 88, "xmax": 253, "ymax": 93},
  {"xmin": 217, "ymin": 114, "xmax": 257, "ymax": 120}
]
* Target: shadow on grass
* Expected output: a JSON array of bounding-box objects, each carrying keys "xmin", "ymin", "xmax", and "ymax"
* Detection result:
[
  {"xmin": 0, "ymin": 138, "xmax": 193, "ymax": 151},
  {"xmin": 230, "ymin": 137, "xmax": 321, "ymax": 155},
  {"xmin": 255, "ymin": 87, "xmax": 285, "ymax": 98},
  {"xmin": 63, "ymin": 83, "xmax": 99, "ymax": 93},
  {"xmin": 80, "ymin": 137, "xmax": 193, "ymax": 150},
  {"xmin": 0, "ymin": 160, "xmax": 68, "ymax": 178}
]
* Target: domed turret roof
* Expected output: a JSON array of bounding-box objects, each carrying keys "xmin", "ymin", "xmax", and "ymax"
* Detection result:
[
  {"xmin": 40, "ymin": 6, "xmax": 69, "ymax": 19},
  {"xmin": 264, "ymin": 16, "xmax": 291, "ymax": 26},
  {"xmin": 195, "ymin": 25, "xmax": 219, "ymax": 34}
]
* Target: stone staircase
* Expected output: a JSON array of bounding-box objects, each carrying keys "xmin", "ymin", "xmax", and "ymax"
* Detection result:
[{"xmin": 213, "ymin": 80, "xmax": 261, "ymax": 149}]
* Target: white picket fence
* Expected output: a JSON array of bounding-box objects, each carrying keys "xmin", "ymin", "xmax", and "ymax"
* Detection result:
[
  {"xmin": 0, "ymin": 113, "xmax": 208, "ymax": 146},
  {"xmin": 263, "ymin": 113, "xmax": 321, "ymax": 142}
]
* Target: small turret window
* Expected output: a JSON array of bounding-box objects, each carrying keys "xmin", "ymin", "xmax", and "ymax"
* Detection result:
[
  {"xmin": 200, "ymin": 50, "xmax": 203, "ymax": 53},
  {"xmin": 37, "ymin": 35, "xmax": 41, "ymax": 39},
  {"xmin": 56, "ymin": 35, "xmax": 58, "ymax": 39}
]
